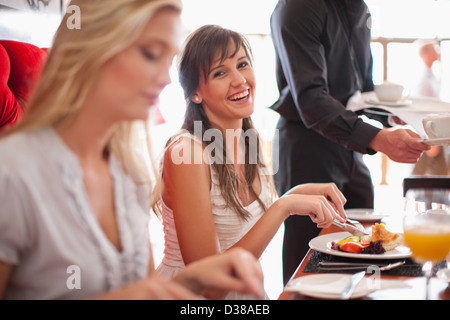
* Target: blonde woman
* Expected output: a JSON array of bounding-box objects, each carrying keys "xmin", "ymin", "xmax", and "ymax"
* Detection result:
[
  {"xmin": 0, "ymin": 0, "xmax": 264, "ymax": 300},
  {"xmin": 154, "ymin": 25, "xmax": 347, "ymax": 299}
]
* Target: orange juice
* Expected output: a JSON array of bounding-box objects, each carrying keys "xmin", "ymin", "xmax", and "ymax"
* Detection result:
[{"xmin": 404, "ymin": 225, "xmax": 450, "ymax": 263}]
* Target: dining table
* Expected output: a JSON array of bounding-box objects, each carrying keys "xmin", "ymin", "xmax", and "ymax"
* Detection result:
[{"xmin": 278, "ymin": 218, "xmax": 450, "ymax": 300}]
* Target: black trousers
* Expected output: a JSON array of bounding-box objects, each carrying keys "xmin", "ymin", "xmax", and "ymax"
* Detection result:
[{"xmin": 272, "ymin": 117, "xmax": 374, "ymax": 285}]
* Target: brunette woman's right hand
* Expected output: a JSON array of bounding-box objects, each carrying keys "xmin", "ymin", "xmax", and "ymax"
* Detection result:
[
  {"xmin": 283, "ymin": 182, "xmax": 347, "ymax": 223},
  {"xmin": 276, "ymin": 193, "xmax": 342, "ymax": 228}
]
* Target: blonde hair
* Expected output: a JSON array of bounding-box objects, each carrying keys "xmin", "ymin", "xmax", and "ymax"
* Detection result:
[{"xmin": 7, "ymin": 0, "xmax": 182, "ymax": 188}]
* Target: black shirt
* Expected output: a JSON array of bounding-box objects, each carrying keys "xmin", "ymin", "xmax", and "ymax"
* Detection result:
[{"xmin": 270, "ymin": 0, "xmax": 381, "ymax": 154}]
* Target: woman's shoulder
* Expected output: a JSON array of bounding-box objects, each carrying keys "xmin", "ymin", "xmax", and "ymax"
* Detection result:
[
  {"xmin": 0, "ymin": 127, "xmax": 72, "ymax": 177},
  {"xmin": 0, "ymin": 130, "xmax": 50, "ymax": 203},
  {"xmin": 0, "ymin": 130, "xmax": 40, "ymax": 168},
  {"xmin": 0, "ymin": 129, "xmax": 30, "ymax": 149},
  {"xmin": 161, "ymin": 131, "xmax": 212, "ymax": 205},
  {"xmin": 164, "ymin": 130, "xmax": 206, "ymax": 166}
]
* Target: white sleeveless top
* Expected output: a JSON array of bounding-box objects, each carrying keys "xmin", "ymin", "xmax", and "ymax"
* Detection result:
[{"xmin": 156, "ymin": 131, "xmax": 273, "ymax": 300}]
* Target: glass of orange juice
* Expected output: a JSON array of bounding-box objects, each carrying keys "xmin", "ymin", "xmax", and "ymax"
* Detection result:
[{"xmin": 403, "ymin": 211, "xmax": 450, "ymax": 300}]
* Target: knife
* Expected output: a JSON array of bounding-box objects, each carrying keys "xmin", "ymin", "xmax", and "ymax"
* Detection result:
[
  {"xmin": 340, "ymin": 271, "xmax": 366, "ymax": 300},
  {"xmin": 333, "ymin": 220, "xmax": 368, "ymax": 237},
  {"xmin": 319, "ymin": 261, "xmax": 406, "ymax": 267},
  {"xmin": 319, "ymin": 262, "xmax": 384, "ymax": 267},
  {"xmin": 320, "ymin": 261, "xmax": 405, "ymax": 271}
]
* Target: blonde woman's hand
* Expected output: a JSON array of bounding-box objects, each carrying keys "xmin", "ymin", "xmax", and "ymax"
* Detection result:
[
  {"xmin": 284, "ymin": 183, "xmax": 347, "ymax": 222},
  {"xmin": 173, "ymin": 248, "xmax": 264, "ymax": 299},
  {"xmin": 93, "ymin": 273, "xmax": 204, "ymax": 300}
]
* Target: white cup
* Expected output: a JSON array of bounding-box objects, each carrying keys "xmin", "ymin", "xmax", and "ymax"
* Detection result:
[
  {"xmin": 422, "ymin": 113, "xmax": 450, "ymax": 139},
  {"xmin": 374, "ymin": 82, "xmax": 404, "ymax": 102}
]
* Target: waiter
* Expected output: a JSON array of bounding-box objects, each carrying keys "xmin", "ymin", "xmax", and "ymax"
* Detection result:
[{"xmin": 270, "ymin": 0, "xmax": 429, "ymax": 285}]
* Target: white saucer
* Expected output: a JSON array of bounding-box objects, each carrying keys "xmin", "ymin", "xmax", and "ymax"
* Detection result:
[
  {"xmin": 418, "ymin": 137, "xmax": 450, "ymax": 146},
  {"xmin": 365, "ymin": 98, "xmax": 412, "ymax": 107},
  {"xmin": 345, "ymin": 208, "xmax": 389, "ymax": 222},
  {"xmin": 284, "ymin": 273, "xmax": 410, "ymax": 299},
  {"xmin": 285, "ymin": 274, "xmax": 374, "ymax": 299}
]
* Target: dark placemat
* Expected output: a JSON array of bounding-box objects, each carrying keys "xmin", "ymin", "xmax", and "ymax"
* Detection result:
[{"xmin": 304, "ymin": 251, "xmax": 447, "ymax": 277}]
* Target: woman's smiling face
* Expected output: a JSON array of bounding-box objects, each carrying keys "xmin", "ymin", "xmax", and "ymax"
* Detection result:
[{"xmin": 194, "ymin": 43, "xmax": 255, "ymax": 129}]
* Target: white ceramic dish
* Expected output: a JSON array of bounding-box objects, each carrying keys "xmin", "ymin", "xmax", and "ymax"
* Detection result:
[
  {"xmin": 417, "ymin": 137, "xmax": 450, "ymax": 146},
  {"xmin": 309, "ymin": 232, "xmax": 412, "ymax": 260},
  {"xmin": 284, "ymin": 273, "xmax": 374, "ymax": 299},
  {"xmin": 285, "ymin": 273, "xmax": 411, "ymax": 299}
]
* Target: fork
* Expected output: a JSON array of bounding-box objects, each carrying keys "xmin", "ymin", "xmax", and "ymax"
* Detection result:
[
  {"xmin": 378, "ymin": 261, "xmax": 405, "ymax": 271},
  {"xmin": 345, "ymin": 218, "xmax": 367, "ymax": 234}
]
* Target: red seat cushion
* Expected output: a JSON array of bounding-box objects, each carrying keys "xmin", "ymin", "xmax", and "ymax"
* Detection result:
[{"xmin": 0, "ymin": 40, "xmax": 47, "ymax": 127}]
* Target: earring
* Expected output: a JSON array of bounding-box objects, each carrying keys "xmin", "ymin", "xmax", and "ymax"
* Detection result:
[{"xmin": 192, "ymin": 96, "xmax": 201, "ymax": 104}]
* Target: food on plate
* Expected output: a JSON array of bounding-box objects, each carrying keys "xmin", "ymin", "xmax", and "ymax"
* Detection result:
[
  {"xmin": 331, "ymin": 223, "xmax": 404, "ymax": 254},
  {"xmin": 331, "ymin": 235, "xmax": 385, "ymax": 254},
  {"xmin": 360, "ymin": 240, "xmax": 386, "ymax": 254},
  {"xmin": 331, "ymin": 235, "xmax": 368, "ymax": 254},
  {"xmin": 371, "ymin": 223, "xmax": 405, "ymax": 251}
]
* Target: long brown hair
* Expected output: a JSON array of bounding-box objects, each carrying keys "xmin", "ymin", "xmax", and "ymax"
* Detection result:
[{"xmin": 176, "ymin": 25, "xmax": 274, "ymax": 220}]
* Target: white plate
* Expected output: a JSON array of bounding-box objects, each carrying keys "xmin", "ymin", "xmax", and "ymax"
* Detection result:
[
  {"xmin": 417, "ymin": 137, "xmax": 450, "ymax": 146},
  {"xmin": 309, "ymin": 232, "xmax": 412, "ymax": 260},
  {"xmin": 365, "ymin": 98, "xmax": 412, "ymax": 107},
  {"xmin": 285, "ymin": 274, "xmax": 374, "ymax": 299},
  {"xmin": 437, "ymin": 268, "xmax": 450, "ymax": 283},
  {"xmin": 345, "ymin": 208, "xmax": 389, "ymax": 222}
]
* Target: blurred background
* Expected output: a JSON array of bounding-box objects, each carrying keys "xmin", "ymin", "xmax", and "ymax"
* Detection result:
[{"xmin": 2, "ymin": 0, "xmax": 450, "ymax": 299}]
